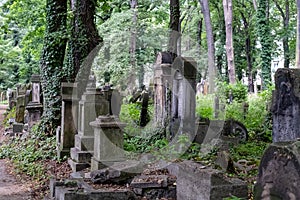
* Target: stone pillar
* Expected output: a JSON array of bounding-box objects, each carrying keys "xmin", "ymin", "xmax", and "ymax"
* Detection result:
[
  {"xmin": 57, "ymin": 82, "xmax": 79, "ymax": 159},
  {"xmin": 154, "ymin": 52, "xmax": 172, "ymax": 127},
  {"xmin": 90, "ymin": 116, "xmax": 126, "ymax": 170},
  {"xmin": 272, "ymin": 68, "xmax": 300, "ymax": 142},
  {"xmin": 170, "ymin": 57, "xmax": 197, "ymax": 138},
  {"xmin": 26, "ymin": 75, "xmax": 43, "ymax": 129},
  {"xmin": 15, "ymin": 84, "xmax": 27, "ymax": 123}
]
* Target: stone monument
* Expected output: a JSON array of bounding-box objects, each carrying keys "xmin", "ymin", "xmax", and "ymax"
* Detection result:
[
  {"xmin": 57, "ymin": 82, "xmax": 79, "ymax": 159},
  {"xmin": 68, "ymin": 75, "xmax": 121, "ymax": 172},
  {"xmin": 255, "ymin": 68, "xmax": 300, "ymax": 199},
  {"xmin": 26, "ymin": 75, "xmax": 43, "ymax": 129},
  {"xmin": 89, "ymin": 116, "xmax": 126, "ymax": 170}
]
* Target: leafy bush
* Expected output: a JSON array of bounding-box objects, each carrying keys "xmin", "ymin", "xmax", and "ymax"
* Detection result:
[
  {"xmin": 217, "ymin": 81, "xmax": 248, "ymax": 102},
  {"xmin": 196, "ymin": 95, "xmax": 214, "ymax": 119}
]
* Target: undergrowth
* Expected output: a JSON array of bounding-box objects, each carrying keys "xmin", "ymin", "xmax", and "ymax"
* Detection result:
[{"xmin": 0, "ymin": 124, "xmax": 57, "ymax": 179}]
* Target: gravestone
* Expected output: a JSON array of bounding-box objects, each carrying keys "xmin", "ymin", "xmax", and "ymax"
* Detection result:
[
  {"xmin": 272, "ymin": 68, "xmax": 300, "ymax": 142},
  {"xmin": 15, "ymin": 84, "xmax": 27, "ymax": 123},
  {"xmin": 169, "ymin": 160, "xmax": 248, "ymax": 200},
  {"xmin": 57, "ymin": 82, "xmax": 79, "ymax": 159},
  {"xmin": 153, "ymin": 52, "xmax": 173, "ymax": 127},
  {"xmin": 254, "ymin": 142, "xmax": 300, "ymax": 199},
  {"xmin": 26, "ymin": 75, "xmax": 43, "ymax": 129},
  {"xmin": 254, "ymin": 68, "xmax": 300, "ymax": 199},
  {"xmin": 68, "ymin": 75, "xmax": 121, "ymax": 172},
  {"xmin": 170, "ymin": 57, "xmax": 197, "ymax": 138},
  {"xmin": 89, "ymin": 115, "xmax": 126, "ymax": 170}
]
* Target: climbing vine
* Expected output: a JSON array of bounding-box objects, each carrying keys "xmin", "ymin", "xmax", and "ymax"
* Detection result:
[
  {"xmin": 256, "ymin": 0, "xmax": 272, "ymax": 88},
  {"xmin": 39, "ymin": 0, "xmax": 68, "ymax": 135}
]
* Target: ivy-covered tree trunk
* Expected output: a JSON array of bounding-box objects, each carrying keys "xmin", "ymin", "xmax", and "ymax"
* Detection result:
[
  {"xmin": 39, "ymin": 0, "xmax": 67, "ymax": 135},
  {"xmin": 67, "ymin": 0, "xmax": 102, "ymax": 97},
  {"xmin": 296, "ymin": 0, "xmax": 300, "ymax": 68},
  {"xmin": 223, "ymin": 0, "xmax": 236, "ymax": 84},
  {"xmin": 274, "ymin": 0, "xmax": 290, "ymax": 68},
  {"xmin": 199, "ymin": 0, "xmax": 216, "ymax": 93},
  {"xmin": 257, "ymin": 0, "xmax": 272, "ymax": 88},
  {"xmin": 168, "ymin": 0, "xmax": 180, "ymax": 61}
]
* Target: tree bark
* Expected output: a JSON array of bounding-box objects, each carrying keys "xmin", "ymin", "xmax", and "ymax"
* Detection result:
[
  {"xmin": 274, "ymin": 0, "xmax": 290, "ymax": 68},
  {"xmin": 68, "ymin": 0, "xmax": 102, "ymax": 97},
  {"xmin": 296, "ymin": 0, "xmax": 300, "ymax": 68},
  {"xmin": 199, "ymin": 0, "xmax": 216, "ymax": 93},
  {"xmin": 168, "ymin": 0, "xmax": 180, "ymax": 61},
  {"xmin": 223, "ymin": 0, "xmax": 236, "ymax": 84},
  {"xmin": 40, "ymin": 0, "xmax": 68, "ymax": 134}
]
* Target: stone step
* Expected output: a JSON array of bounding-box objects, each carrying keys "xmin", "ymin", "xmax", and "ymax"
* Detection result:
[
  {"xmin": 68, "ymin": 158, "xmax": 90, "ymax": 172},
  {"xmin": 70, "ymin": 147, "xmax": 93, "ymax": 163},
  {"xmin": 75, "ymin": 134, "xmax": 94, "ymax": 151}
]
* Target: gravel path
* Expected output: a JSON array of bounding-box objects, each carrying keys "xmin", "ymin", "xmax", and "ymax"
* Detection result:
[{"xmin": 0, "ymin": 104, "xmax": 32, "ymax": 200}]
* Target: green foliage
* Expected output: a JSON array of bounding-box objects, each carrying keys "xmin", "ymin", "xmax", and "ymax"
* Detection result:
[
  {"xmin": 217, "ymin": 81, "xmax": 248, "ymax": 103},
  {"xmin": 195, "ymin": 95, "xmax": 214, "ymax": 119},
  {"xmin": 0, "ymin": 124, "xmax": 57, "ymax": 179},
  {"xmin": 3, "ymin": 106, "xmax": 16, "ymax": 127}
]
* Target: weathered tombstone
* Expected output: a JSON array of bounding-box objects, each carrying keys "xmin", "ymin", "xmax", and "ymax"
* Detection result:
[
  {"xmin": 89, "ymin": 115, "xmax": 126, "ymax": 170},
  {"xmin": 57, "ymin": 82, "xmax": 79, "ymax": 159},
  {"xmin": 254, "ymin": 68, "xmax": 300, "ymax": 199},
  {"xmin": 26, "ymin": 75, "xmax": 43, "ymax": 129},
  {"xmin": 170, "ymin": 57, "xmax": 197, "ymax": 138},
  {"xmin": 68, "ymin": 75, "xmax": 121, "ymax": 172},
  {"xmin": 139, "ymin": 91, "xmax": 149, "ymax": 127},
  {"xmin": 153, "ymin": 52, "xmax": 172, "ymax": 127},
  {"xmin": 254, "ymin": 142, "xmax": 300, "ymax": 199},
  {"xmin": 168, "ymin": 160, "xmax": 248, "ymax": 200},
  {"xmin": 272, "ymin": 68, "xmax": 300, "ymax": 142},
  {"xmin": 15, "ymin": 84, "xmax": 27, "ymax": 123}
]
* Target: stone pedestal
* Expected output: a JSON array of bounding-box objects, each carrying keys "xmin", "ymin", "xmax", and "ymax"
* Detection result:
[
  {"xmin": 57, "ymin": 82, "xmax": 79, "ymax": 159},
  {"xmin": 89, "ymin": 116, "xmax": 126, "ymax": 171},
  {"xmin": 272, "ymin": 68, "xmax": 300, "ymax": 142},
  {"xmin": 26, "ymin": 75, "xmax": 43, "ymax": 129}
]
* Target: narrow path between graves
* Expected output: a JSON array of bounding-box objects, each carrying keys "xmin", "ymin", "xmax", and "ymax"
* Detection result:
[{"xmin": 0, "ymin": 104, "xmax": 32, "ymax": 200}]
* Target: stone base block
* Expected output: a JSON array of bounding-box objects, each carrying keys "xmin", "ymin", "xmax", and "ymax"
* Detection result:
[
  {"xmin": 70, "ymin": 147, "xmax": 93, "ymax": 163},
  {"xmin": 175, "ymin": 160, "xmax": 248, "ymax": 200},
  {"xmin": 75, "ymin": 134, "xmax": 94, "ymax": 151},
  {"xmin": 68, "ymin": 158, "xmax": 90, "ymax": 172},
  {"xmin": 13, "ymin": 123, "xmax": 23, "ymax": 133},
  {"xmin": 91, "ymin": 157, "xmax": 127, "ymax": 171},
  {"xmin": 57, "ymin": 148, "xmax": 71, "ymax": 159}
]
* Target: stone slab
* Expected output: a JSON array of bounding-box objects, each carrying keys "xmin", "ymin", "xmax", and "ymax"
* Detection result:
[
  {"xmin": 68, "ymin": 159, "xmax": 90, "ymax": 172},
  {"xmin": 13, "ymin": 123, "xmax": 23, "ymax": 133},
  {"xmin": 70, "ymin": 147, "xmax": 93, "ymax": 163},
  {"xmin": 75, "ymin": 134, "xmax": 94, "ymax": 151},
  {"xmin": 131, "ymin": 175, "xmax": 168, "ymax": 188}
]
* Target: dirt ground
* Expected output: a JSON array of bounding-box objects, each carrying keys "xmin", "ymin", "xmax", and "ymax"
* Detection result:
[{"xmin": 0, "ymin": 104, "xmax": 32, "ymax": 200}]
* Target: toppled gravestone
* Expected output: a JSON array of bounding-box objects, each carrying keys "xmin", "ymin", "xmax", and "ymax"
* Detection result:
[{"xmin": 168, "ymin": 160, "xmax": 248, "ymax": 200}]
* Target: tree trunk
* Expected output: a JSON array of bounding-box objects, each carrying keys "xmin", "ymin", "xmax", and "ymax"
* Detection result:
[
  {"xmin": 223, "ymin": 0, "xmax": 236, "ymax": 84},
  {"xmin": 168, "ymin": 0, "xmax": 180, "ymax": 61},
  {"xmin": 69, "ymin": 0, "xmax": 102, "ymax": 97},
  {"xmin": 241, "ymin": 11, "xmax": 254, "ymax": 93},
  {"xmin": 199, "ymin": 0, "xmax": 216, "ymax": 93},
  {"xmin": 40, "ymin": 0, "xmax": 68, "ymax": 134},
  {"xmin": 297, "ymin": 0, "xmax": 300, "ymax": 68},
  {"xmin": 274, "ymin": 0, "xmax": 290, "ymax": 68},
  {"xmin": 257, "ymin": 0, "xmax": 272, "ymax": 88}
]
